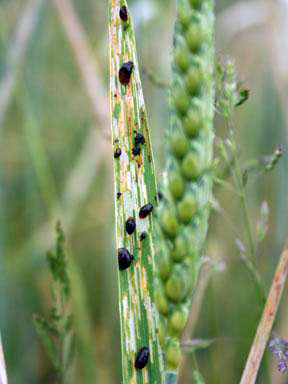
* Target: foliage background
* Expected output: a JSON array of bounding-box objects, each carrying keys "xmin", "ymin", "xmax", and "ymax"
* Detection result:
[{"xmin": 0, "ymin": 0, "xmax": 287, "ymax": 383}]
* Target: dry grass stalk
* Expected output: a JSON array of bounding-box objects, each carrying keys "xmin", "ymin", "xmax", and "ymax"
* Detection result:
[{"xmin": 240, "ymin": 241, "xmax": 288, "ymax": 384}]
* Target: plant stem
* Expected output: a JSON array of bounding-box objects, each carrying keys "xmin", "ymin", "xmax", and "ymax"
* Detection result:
[
  {"xmin": 108, "ymin": 1, "xmax": 163, "ymax": 383},
  {"xmin": 227, "ymin": 123, "xmax": 267, "ymax": 304},
  {"xmin": 229, "ymin": 125, "xmax": 255, "ymax": 259}
]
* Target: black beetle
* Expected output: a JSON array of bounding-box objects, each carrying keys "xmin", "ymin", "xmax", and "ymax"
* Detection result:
[
  {"xmin": 125, "ymin": 217, "xmax": 136, "ymax": 235},
  {"xmin": 119, "ymin": 62, "xmax": 134, "ymax": 86},
  {"xmin": 114, "ymin": 148, "xmax": 122, "ymax": 158},
  {"xmin": 134, "ymin": 346, "xmax": 149, "ymax": 369},
  {"xmin": 140, "ymin": 232, "xmax": 147, "ymax": 241},
  {"xmin": 139, "ymin": 203, "xmax": 154, "ymax": 219},
  {"xmin": 135, "ymin": 133, "xmax": 145, "ymax": 146},
  {"xmin": 132, "ymin": 145, "xmax": 141, "ymax": 156},
  {"xmin": 119, "ymin": 6, "xmax": 128, "ymax": 22},
  {"xmin": 118, "ymin": 248, "xmax": 134, "ymax": 270}
]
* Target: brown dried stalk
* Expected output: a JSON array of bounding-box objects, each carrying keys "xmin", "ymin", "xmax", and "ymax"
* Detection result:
[{"xmin": 240, "ymin": 241, "xmax": 288, "ymax": 384}]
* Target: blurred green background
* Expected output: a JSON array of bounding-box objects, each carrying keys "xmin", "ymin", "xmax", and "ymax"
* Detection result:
[{"xmin": 0, "ymin": 0, "xmax": 287, "ymax": 383}]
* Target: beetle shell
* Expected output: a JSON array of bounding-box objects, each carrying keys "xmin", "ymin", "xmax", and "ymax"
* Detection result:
[
  {"xmin": 114, "ymin": 148, "xmax": 122, "ymax": 158},
  {"xmin": 139, "ymin": 203, "xmax": 154, "ymax": 219},
  {"xmin": 119, "ymin": 61, "xmax": 134, "ymax": 85},
  {"xmin": 134, "ymin": 347, "xmax": 150, "ymax": 369},
  {"xmin": 132, "ymin": 145, "xmax": 141, "ymax": 156},
  {"xmin": 135, "ymin": 133, "xmax": 145, "ymax": 146},
  {"xmin": 119, "ymin": 6, "xmax": 128, "ymax": 22},
  {"xmin": 140, "ymin": 232, "xmax": 147, "ymax": 241},
  {"xmin": 125, "ymin": 217, "xmax": 136, "ymax": 235},
  {"xmin": 118, "ymin": 248, "xmax": 134, "ymax": 270}
]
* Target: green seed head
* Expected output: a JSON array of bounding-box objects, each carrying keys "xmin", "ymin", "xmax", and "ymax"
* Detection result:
[
  {"xmin": 166, "ymin": 340, "xmax": 182, "ymax": 370},
  {"xmin": 168, "ymin": 172, "xmax": 185, "ymax": 200},
  {"xmin": 183, "ymin": 108, "xmax": 203, "ymax": 138},
  {"xmin": 170, "ymin": 235, "xmax": 188, "ymax": 262},
  {"xmin": 155, "ymin": 0, "xmax": 214, "ymax": 357},
  {"xmin": 177, "ymin": 194, "xmax": 198, "ymax": 224},
  {"xmin": 165, "ymin": 266, "xmax": 189, "ymax": 302},
  {"xmin": 173, "ymin": 88, "xmax": 190, "ymax": 115},
  {"xmin": 160, "ymin": 209, "xmax": 179, "ymax": 238},
  {"xmin": 169, "ymin": 132, "xmax": 189, "ymax": 159},
  {"xmin": 181, "ymin": 151, "xmax": 202, "ymax": 180},
  {"xmin": 169, "ymin": 306, "xmax": 189, "ymax": 333}
]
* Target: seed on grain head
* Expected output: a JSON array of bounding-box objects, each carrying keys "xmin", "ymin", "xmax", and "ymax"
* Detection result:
[
  {"xmin": 175, "ymin": 47, "xmax": 189, "ymax": 72},
  {"xmin": 114, "ymin": 148, "xmax": 122, "ymax": 158},
  {"xmin": 140, "ymin": 232, "xmax": 147, "ymax": 241},
  {"xmin": 155, "ymin": 286, "xmax": 169, "ymax": 315},
  {"xmin": 125, "ymin": 217, "xmax": 136, "ymax": 235},
  {"xmin": 186, "ymin": 23, "xmax": 207, "ymax": 52},
  {"xmin": 178, "ymin": 5, "xmax": 192, "ymax": 29},
  {"xmin": 165, "ymin": 267, "xmax": 189, "ymax": 302},
  {"xmin": 119, "ymin": 6, "xmax": 128, "ymax": 22},
  {"xmin": 169, "ymin": 306, "xmax": 189, "ymax": 333},
  {"xmin": 177, "ymin": 195, "xmax": 197, "ymax": 224},
  {"xmin": 166, "ymin": 340, "xmax": 181, "ymax": 370},
  {"xmin": 160, "ymin": 209, "xmax": 179, "ymax": 238},
  {"xmin": 181, "ymin": 151, "xmax": 202, "ymax": 180},
  {"xmin": 186, "ymin": 66, "xmax": 203, "ymax": 95},
  {"xmin": 139, "ymin": 203, "xmax": 154, "ymax": 219},
  {"xmin": 132, "ymin": 145, "xmax": 141, "ymax": 156},
  {"xmin": 169, "ymin": 132, "xmax": 189, "ymax": 159},
  {"xmin": 174, "ymin": 88, "xmax": 189, "ymax": 115},
  {"xmin": 183, "ymin": 109, "xmax": 203, "ymax": 138},
  {"xmin": 158, "ymin": 251, "xmax": 172, "ymax": 281},
  {"xmin": 168, "ymin": 172, "xmax": 185, "ymax": 200},
  {"xmin": 189, "ymin": 0, "xmax": 203, "ymax": 10},
  {"xmin": 118, "ymin": 248, "xmax": 134, "ymax": 270},
  {"xmin": 134, "ymin": 347, "xmax": 150, "ymax": 369},
  {"xmin": 119, "ymin": 61, "xmax": 134, "ymax": 85},
  {"xmin": 170, "ymin": 236, "xmax": 188, "ymax": 262},
  {"xmin": 135, "ymin": 132, "xmax": 145, "ymax": 146}
]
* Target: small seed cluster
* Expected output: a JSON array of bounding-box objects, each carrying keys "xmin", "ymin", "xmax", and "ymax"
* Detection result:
[{"xmin": 156, "ymin": 0, "xmax": 215, "ymax": 370}]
